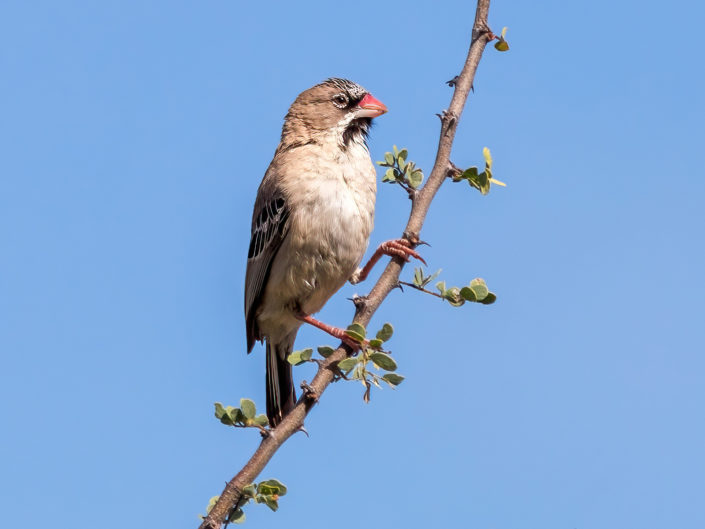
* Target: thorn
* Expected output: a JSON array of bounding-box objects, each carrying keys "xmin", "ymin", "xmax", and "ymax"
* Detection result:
[
  {"xmin": 351, "ymin": 294, "xmax": 367, "ymax": 308},
  {"xmin": 396, "ymin": 282, "xmax": 404, "ymax": 292},
  {"xmin": 416, "ymin": 240, "xmax": 431, "ymax": 248},
  {"xmin": 446, "ymin": 75, "xmax": 459, "ymax": 87},
  {"xmin": 297, "ymin": 425, "xmax": 309, "ymax": 437}
]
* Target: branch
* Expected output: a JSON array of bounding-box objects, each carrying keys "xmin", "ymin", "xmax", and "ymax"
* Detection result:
[
  {"xmin": 398, "ymin": 280, "xmax": 445, "ymax": 299},
  {"xmin": 199, "ymin": 2, "xmax": 493, "ymax": 526}
]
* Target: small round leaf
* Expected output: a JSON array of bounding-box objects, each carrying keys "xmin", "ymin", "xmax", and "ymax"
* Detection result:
[
  {"xmin": 370, "ymin": 352, "xmax": 397, "ymax": 371},
  {"xmin": 254, "ymin": 414, "xmax": 269, "ymax": 427},
  {"xmin": 382, "ymin": 373, "xmax": 405, "ymax": 386},
  {"xmin": 460, "ymin": 287, "xmax": 477, "ymax": 302},
  {"xmin": 480, "ymin": 292, "xmax": 497, "ymax": 305},
  {"xmin": 337, "ymin": 357, "xmax": 358, "ymax": 371},
  {"xmin": 345, "ymin": 323, "xmax": 366, "ymax": 342},
  {"xmin": 317, "ymin": 346, "xmax": 335, "ymax": 358},
  {"xmin": 376, "ymin": 323, "xmax": 394, "ymax": 342},
  {"xmin": 240, "ymin": 398, "xmax": 256, "ymax": 420}
]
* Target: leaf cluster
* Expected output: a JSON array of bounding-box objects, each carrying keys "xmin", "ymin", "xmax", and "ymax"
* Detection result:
[
  {"xmin": 204, "ymin": 479, "xmax": 288, "ymax": 525},
  {"xmin": 451, "ymin": 147, "xmax": 505, "ymax": 195},
  {"xmin": 214, "ymin": 399, "xmax": 269, "ymax": 429},
  {"xmin": 435, "ymin": 277, "xmax": 496, "ymax": 306},
  {"xmin": 412, "ymin": 267, "xmax": 442, "ymax": 289},
  {"xmin": 286, "ymin": 344, "xmax": 337, "ymax": 366},
  {"xmin": 339, "ymin": 323, "xmax": 404, "ymax": 403},
  {"xmin": 377, "ymin": 146, "xmax": 424, "ymax": 190}
]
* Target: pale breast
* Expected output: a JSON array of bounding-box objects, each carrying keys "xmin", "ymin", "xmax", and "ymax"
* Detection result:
[{"xmin": 265, "ymin": 142, "xmax": 376, "ymax": 317}]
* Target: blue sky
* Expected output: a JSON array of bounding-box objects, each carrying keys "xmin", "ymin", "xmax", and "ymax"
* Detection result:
[{"xmin": 2, "ymin": 0, "xmax": 704, "ymax": 527}]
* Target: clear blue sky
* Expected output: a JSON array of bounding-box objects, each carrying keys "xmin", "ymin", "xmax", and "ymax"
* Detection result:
[{"xmin": 2, "ymin": 1, "xmax": 704, "ymax": 527}]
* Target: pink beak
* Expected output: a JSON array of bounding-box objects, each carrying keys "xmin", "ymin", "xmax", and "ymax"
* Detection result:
[{"xmin": 356, "ymin": 93, "xmax": 388, "ymax": 118}]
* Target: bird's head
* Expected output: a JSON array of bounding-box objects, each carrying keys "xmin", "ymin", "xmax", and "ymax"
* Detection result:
[{"xmin": 281, "ymin": 78, "xmax": 387, "ymax": 149}]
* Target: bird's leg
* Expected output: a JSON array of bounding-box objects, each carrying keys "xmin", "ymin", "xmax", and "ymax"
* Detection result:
[
  {"xmin": 296, "ymin": 313, "xmax": 362, "ymax": 350},
  {"xmin": 350, "ymin": 239, "xmax": 427, "ymax": 284}
]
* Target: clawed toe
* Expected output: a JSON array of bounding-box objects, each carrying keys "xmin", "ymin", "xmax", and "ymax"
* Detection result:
[{"xmin": 381, "ymin": 239, "xmax": 427, "ymax": 266}]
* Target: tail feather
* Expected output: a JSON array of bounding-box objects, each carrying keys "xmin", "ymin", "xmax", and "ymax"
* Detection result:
[{"xmin": 266, "ymin": 339, "xmax": 296, "ymax": 427}]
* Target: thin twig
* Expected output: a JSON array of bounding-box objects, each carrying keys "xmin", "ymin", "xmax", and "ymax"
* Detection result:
[
  {"xmin": 198, "ymin": 3, "xmax": 493, "ymax": 527},
  {"xmin": 397, "ymin": 280, "xmax": 445, "ymax": 299}
]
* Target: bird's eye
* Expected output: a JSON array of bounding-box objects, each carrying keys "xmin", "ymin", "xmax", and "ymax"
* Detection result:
[{"xmin": 332, "ymin": 94, "xmax": 349, "ymax": 108}]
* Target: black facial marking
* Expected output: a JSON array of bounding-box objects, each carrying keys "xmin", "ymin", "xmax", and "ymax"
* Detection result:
[{"xmin": 342, "ymin": 117, "xmax": 371, "ymax": 147}]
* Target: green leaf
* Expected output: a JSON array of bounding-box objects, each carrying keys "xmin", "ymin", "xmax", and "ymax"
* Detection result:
[
  {"xmin": 397, "ymin": 148, "xmax": 408, "ymax": 163},
  {"xmin": 337, "ymin": 357, "xmax": 358, "ymax": 371},
  {"xmin": 468, "ymin": 170, "xmax": 490, "ymax": 195},
  {"xmin": 260, "ymin": 479, "xmax": 287, "ymax": 496},
  {"xmin": 206, "ymin": 495, "xmax": 219, "ymax": 514},
  {"xmin": 227, "ymin": 407, "xmax": 244, "ymax": 424},
  {"xmin": 228, "ymin": 509, "xmax": 246, "ymax": 524},
  {"xmin": 383, "ymin": 168, "xmax": 396, "ymax": 182},
  {"xmin": 370, "ymin": 352, "xmax": 398, "ymax": 371},
  {"xmin": 444, "ymin": 287, "xmax": 465, "ymax": 307},
  {"xmin": 317, "ymin": 345, "xmax": 335, "ymax": 358},
  {"xmin": 494, "ymin": 39, "xmax": 509, "ymax": 52},
  {"xmin": 427, "ymin": 269, "xmax": 442, "ymax": 286},
  {"xmin": 408, "ymin": 169, "xmax": 423, "ymax": 189},
  {"xmin": 262, "ymin": 496, "xmax": 279, "ymax": 512},
  {"xmin": 470, "ymin": 278, "xmax": 489, "ymax": 300},
  {"xmin": 413, "ymin": 267, "xmax": 424, "ymax": 287},
  {"xmin": 257, "ymin": 484, "xmax": 278, "ymax": 496},
  {"xmin": 397, "ymin": 157, "xmax": 407, "ymax": 172},
  {"xmin": 254, "ymin": 414, "xmax": 269, "ymax": 427},
  {"xmin": 218, "ymin": 406, "xmax": 235, "ymax": 425},
  {"xmin": 501, "ymin": 26, "xmax": 508, "ymax": 38},
  {"xmin": 392, "ymin": 145, "xmax": 399, "ymax": 155},
  {"xmin": 240, "ymin": 398, "xmax": 256, "ymax": 420},
  {"xmin": 382, "ymin": 373, "xmax": 405, "ymax": 386},
  {"xmin": 483, "ymin": 147, "xmax": 492, "ymax": 169},
  {"xmin": 376, "ymin": 323, "xmax": 394, "ymax": 342},
  {"xmin": 462, "ymin": 166, "xmax": 478, "ymax": 180},
  {"xmin": 384, "ymin": 152, "xmax": 394, "ymax": 165},
  {"xmin": 368, "ymin": 338, "xmax": 384, "ymax": 349},
  {"xmin": 214, "ymin": 402, "xmax": 226, "ymax": 420},
  {"xmin": 287, "ymin": 350, "xmax": 304, "ymax": 365},
  {"xmin": 460, "ymin": 286, "xmax": 477, "ymax": 302},
  {"xmin": 288, "ymin": 348, "xmax": 313, "ymax": 366},
  {"xmin": 481, "ymin": 292, "xmax": 497, "ymax": 305},
  {"xmin": 350, "ymin": 365, "xmax": 363, "ymax": 380},
  {"xmin": 436, "ymin": 281, "xmax": 447, "ymax": 295},
  {"xmin": 345, "ymin": 323, "xmax": 366, "ymax": 342},
  {"xmin": 242, "ymin": 484, "xmax": 257, "ymax": 498}
]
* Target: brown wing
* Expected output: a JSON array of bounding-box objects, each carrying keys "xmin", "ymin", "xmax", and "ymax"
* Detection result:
[{"xmin": 244, "ymin": 175, "xmax": 291, "ymax": 352}]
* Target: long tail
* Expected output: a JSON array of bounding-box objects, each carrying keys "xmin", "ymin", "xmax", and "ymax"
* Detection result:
[{"xmin": 265, "ymin": 338, "xmax": 296, "ymax": 427}]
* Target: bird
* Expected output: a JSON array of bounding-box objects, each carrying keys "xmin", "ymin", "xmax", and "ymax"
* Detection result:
[{"xmin": 244, "ymin": 78, "xmax": 423, "ymax": 427}]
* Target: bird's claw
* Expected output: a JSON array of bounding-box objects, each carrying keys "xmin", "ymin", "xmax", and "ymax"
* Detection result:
[{"xmin": 380, "ymin": 239, "xmax": 427, "ymax": 266}]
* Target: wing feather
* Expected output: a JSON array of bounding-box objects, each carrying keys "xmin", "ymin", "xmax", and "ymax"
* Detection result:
[{"xmin": 244, "ymin": 176, "xmax": 291, "ymax": 352}]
